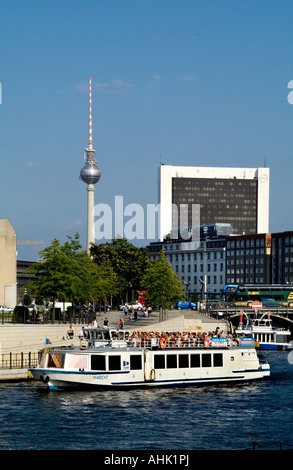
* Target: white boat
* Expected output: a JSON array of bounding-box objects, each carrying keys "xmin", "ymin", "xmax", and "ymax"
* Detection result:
[
  {"xmin": 235, "ymin": 312, "xmax": 292, "ymax": 351},
  {"xmin": 29, "ymin": 327, "xmax": 270, "ymax": 390}
]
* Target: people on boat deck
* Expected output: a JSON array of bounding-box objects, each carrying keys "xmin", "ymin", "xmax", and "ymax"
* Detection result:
[
  {"xmin": 127, "ymin": 329, "xmax": 248, "ymax": 347},
  {"xmin": 67, "ymin": 325, "xmax": 74, "ymax": 339}
]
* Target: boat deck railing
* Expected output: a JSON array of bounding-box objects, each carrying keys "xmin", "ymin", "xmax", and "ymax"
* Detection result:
[{"xmin": 125, "ymin": 335, "xmax": 253, "ymax": 349}]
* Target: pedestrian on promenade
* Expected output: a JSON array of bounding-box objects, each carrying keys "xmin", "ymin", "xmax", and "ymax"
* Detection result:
[{"xmin": 67, "ymin": 324, "xmax": 74, "ymax": 339}]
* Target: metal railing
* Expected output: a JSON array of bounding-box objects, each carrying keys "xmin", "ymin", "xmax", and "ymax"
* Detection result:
[
  {"xmin": 0, "ymin": 310, "xmax": 91, "ymax": 325},
  {"xmin": 126, "ymin": 336, "xmax": 244, "ymax": 349},
  {"xmin": 0, "ymin": 352, "xmax": 38, "ymax": 370}
]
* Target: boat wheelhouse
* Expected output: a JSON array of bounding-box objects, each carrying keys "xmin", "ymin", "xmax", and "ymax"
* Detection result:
[
  {"xmin": 235, "ymin": 316, "xmax": 292, "ymax": 351},
  {"xmin": 29, "ymin": 327, "xmax": 270, "ymax": 390}
]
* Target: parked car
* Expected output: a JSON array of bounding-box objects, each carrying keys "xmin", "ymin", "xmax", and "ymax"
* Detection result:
[
  {"xmin": 127, "ymin": 301, "xmax": 143, "ymax": 311},
  {"xmin": 176, "ymin": 301, "xmax": 196, "ymax": 310},
  {"xmin": 0, "ymin": 305, "xmax": 14, "ymax": 313},
  {"xmin": 95, "ymin": 304, "xmax": 112, "ymax": 312}
]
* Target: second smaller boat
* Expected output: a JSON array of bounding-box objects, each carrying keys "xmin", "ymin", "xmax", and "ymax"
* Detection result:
[{"xmin": 235, "ymin": 312, "xmax": 292, "ymax": 350}]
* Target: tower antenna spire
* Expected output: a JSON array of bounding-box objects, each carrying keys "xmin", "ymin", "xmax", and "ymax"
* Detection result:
[
  {"xmin": 80, "ymin": 75, "xmax": 101, "ymax": 252},
  {"xmin": 89, "ymin": 76, "xmax": 93, "ymax": 149}
]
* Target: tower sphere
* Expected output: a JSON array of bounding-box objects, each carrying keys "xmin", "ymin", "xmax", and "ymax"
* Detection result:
[{"xmin": 80, "ymin": 163, "xmax": 101, "ymax": 185}]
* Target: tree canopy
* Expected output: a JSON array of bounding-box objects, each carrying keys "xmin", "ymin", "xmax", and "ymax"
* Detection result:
[
  {"xmin": 142, "ymin": 250, "xmax": 184, "ymax": 309},
  {"xmin": 90, "ymin": 237, "xmax": 150, "ymax": 302},
  {"xmin": 26, "ymin": 235, "xmax": 183, "ymax": 311},
  {"xmin": 26, "ymin": 234, "xmax": 117, "ymax": 305}
]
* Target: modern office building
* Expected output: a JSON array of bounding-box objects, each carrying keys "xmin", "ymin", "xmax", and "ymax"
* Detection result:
[
  {"xmin": 226, "ymin": 231, "xmax": 293, "ymax": 285},
  {"xmin": 159, "ymin": 165, "xmax": 270, "ymax": 241},
  {"xmin": 225, "ymin": 233, "xmax": 272, "ymax": 285},
  {"xmin": 271, "ymin": 231, "xmax": 293, "ymax": 284}
]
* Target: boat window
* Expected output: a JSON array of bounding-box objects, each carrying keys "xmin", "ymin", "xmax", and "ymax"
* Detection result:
[
  {"xmin": 130, "ymin": 355, "xmax": 142, "ymax": 370},
  {"xmin": 91, "ymin": 355, "xmax": 106, "ymax": 371},
  {"xmin": 47, "ymin": 354, "xmax": 65, "ymax": 368},
  {"xmin": 202, "ymin": 354, "xmax": 212, "ymax": 368},
  {"xmin": 67, "ymin": 354, "xmax": 87, "ymax": 370},
  {"xmin": 179, "ymin": 354, "xmax": 189, "ymax": 368},
  {"xmin": 190, "ymin": 354, "xmax": 200, "ymax": 368},
  {"xmin": 167, "ymin": 354, "xmax": 177, "ymax": 369},
  {"xmin": 109, "ymin": 355, "xmax": 121, "ymax": 371},
  {"xmin": 94, "ymin": 331, "xmax": 103, "ymax": 340},
  {"xmin": 213, "ymin": 353, "xmax": 223, "ymax": 367},
  {"xmin": 154, "ymin": 354, "xmax": 165, "ymax": 369},
  {"xmin": 83, "ymin": 330, "xmax": 90, "ymax": 340},
  {"xmin": 276, "ymin": 334, "xmax": 289, "ymax": 344}
]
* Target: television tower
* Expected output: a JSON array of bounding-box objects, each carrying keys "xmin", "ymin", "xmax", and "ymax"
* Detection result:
[{"xmin": 80, "ymin": 76, "xmax": 101, "ymax": 251}]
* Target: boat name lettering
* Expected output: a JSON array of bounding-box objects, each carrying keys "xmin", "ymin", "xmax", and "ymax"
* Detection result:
[
  {"xmin": 93, "ymin": 374, "xmax": 108, "ymax": 380},
  {"xmin": 210, "ymin": 338, "xmax": 227, "ymax": 346}
]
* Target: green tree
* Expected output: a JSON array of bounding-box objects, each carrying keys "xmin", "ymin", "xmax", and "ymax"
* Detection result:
[
  {"xmin": 26, "ymin": 234, "xmax": 118, "ymax": 314},
  {"xmin": 26, "ymin": 238, "xmax": 74, "ymax": 305},
  {"xmin": 90, "ymin": 237, "xmax": 150, "ymax": 302},
  {"xmin": 142, "ymin": 250, "xmax": 184, "ymax": 310}
]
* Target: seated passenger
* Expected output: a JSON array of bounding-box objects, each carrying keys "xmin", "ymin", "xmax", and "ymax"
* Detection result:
[{"xmin": 67, "ymin": 325, "xmax": 74, "ymax": 339}]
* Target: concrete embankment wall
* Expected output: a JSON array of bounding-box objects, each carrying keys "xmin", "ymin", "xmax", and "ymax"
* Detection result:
[{"xmin": 0, "ymin": 324, "xmax": 81, "ymax": 355}]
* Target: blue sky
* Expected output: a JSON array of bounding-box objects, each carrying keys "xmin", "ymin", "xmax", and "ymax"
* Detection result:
[{"xmin": 1, "ymin": 0, "xmax": 293, "ymax": 261}]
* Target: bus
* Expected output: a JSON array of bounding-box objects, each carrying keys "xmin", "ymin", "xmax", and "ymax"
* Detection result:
[{"xmin": 222, "ymin": 284, "xmax": 293, "ymax": 307}]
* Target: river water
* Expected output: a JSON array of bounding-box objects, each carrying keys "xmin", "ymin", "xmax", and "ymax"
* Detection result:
[{"xmin": 0, "ymin": 351, "xmax": 293, "ymax": 451}]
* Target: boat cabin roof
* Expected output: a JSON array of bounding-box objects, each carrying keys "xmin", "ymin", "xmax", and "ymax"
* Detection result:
[{"xmin": 82, "ymin": 327, "xmax": 130, "ymax": 342}]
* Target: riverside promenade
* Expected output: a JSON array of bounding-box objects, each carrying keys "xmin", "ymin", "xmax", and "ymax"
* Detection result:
[{"xmin": 0, "ymin": 308, "xmax": 227, "ymax": 382}]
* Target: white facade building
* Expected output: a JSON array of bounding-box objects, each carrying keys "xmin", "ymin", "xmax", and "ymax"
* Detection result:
[{"xmin": 148, "ymin": 235, "xmax": 227, "ymax": 294}]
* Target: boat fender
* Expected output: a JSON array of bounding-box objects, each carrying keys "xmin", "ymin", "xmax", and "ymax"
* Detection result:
[
  {"xmin": 160, "ymin": 338, "xmax": 167, "ymax": 349},
  {"xmin": 40, "ymin": 374, "xmax": 49, "ymax": 384},
  {"xmin": 204, "ymin": 338, "xmax": 210, "ymax": 348}
]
